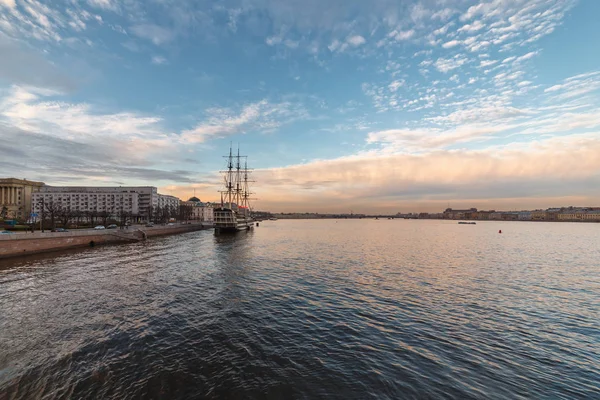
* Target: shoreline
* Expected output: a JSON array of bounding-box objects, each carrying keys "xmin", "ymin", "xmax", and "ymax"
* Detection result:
[{"xmin": 0, "ymin": 222, "xmax": 213, "ymax": 260}]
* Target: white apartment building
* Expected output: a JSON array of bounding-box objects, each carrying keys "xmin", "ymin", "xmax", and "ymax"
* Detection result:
[
  {"xmin": 31, "ymin": 186, "xmax": 180, "ymax": 220},
  {"xmin": 158, "ymin": 194, "xmax": 181, "ymax": 210},
  {"xmin": 32, "ymin": 190, "xmax": 140, "ymax": 216}
]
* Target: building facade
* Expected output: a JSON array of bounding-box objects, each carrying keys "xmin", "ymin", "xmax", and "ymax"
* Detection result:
[
  {"xmin": 531, "ymin": 210, "xmax": 548, "ymax": 220},
  {"xmin": 443, "ymin": 208, "xmax": 478, "ymax": 219},
  {"xmin": 182, "ymin": 197, "xmax": 214, "ymax": 223},
  {"xmin": 31, "ymin": 186, "xmax": 179, "ymax": 221},
  {"xmin": 558, "ymin": 209, "xmax": 600, "ymax": 221},
  {"xmin": 32, "ymin": 190, "xmax": 140, "ymax": 217},
  {"xmin": 518, "ymin": 211, "xmax": 532, "ymax": 221},
  {"xmin": 0, "ymin": 178, "xmax": 45, "ymax": 221},
  {"xmin": 158, "ymin": 194, "xmax": 181, "ymax": 210}
]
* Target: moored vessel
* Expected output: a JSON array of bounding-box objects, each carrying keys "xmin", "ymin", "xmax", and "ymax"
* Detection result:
[{"xmin": 214, "ymin": 146, "xmax": 255, "ymax": 233}]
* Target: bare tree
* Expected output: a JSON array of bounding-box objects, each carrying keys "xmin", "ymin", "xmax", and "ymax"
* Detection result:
[
  {"xmin": 72, "ymin": 210, "xmax": 83, "ymax": 228},
  {"xmin": 116, "ymin": 207, "xmax": 131, "ymax": 229},
  {"xmin": 179, "ymin": 204, "xmax": 193, "ymax": 222},
  {"xmin": 59, "ymin": 205, "xmax": 73, "ymax": 228},
  {"xmin": 88, "ymin": 210, "xmax": 98, "ymax": 226},
  {"xmin": 44, "ymin": 199, "xmax": 62, "ymax": 230},
  {"xmin": 37, "ymin": 198, "xmax": 46, "ymax": 232},
  {"xmin": 98, "ymin": 210, "xmax": 110, "ymax": 227},
  {"xmin": 146, "ymin": 205, "xmax": 154, "ymax": 223}
]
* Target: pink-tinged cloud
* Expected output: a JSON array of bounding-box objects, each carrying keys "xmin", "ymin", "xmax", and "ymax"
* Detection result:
[{"xmin": 242, "ymin": 133, "xmax": 600, "ymax": 213}]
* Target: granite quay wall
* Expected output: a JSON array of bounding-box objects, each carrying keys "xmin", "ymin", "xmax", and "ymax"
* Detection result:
[{"xmin": 0, "ymin": 222, "xmax": 213, "ymax": 259}]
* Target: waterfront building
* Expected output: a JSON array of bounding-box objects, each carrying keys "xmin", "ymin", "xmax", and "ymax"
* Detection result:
[
  {"xmin": 582, "ymin": 210, "xmax": 600, "ymax": 221},
  {"xmin": 0, "ymin": 178, "xmax": 45, "ymax": 221},
  {"xmin": 501, "ymin": 212, "xmax": 519, "ymax": 221},
  {"xmin": 557, "ymin": 209, "xmax": 600, "ymax": 221},
  {"xmin": 31, "ymin": 186, "xmax": 180, "ymax": 221},
  {"xmin": 531, "ymin": 210, "xmax": 548, "ymax": 221},
  {"xmin": 443, "ymin": 208, "xmax": 478, "ymax": 219},
  {"xmin": 477, "ymin": 211, "xmax": 494, "ymax": 220},
  {"xmin": 489, "ymin": 212, "xmax": 503, "ymax": 220},
  {"xmin": 158, "ymin": 194, "xmax": 181, "ymax": 210},
  {"xmin": 182, "ymin": 197, "xmax": 214, "ymax": 223},
  {"xmin": 518, "ymin": 212, "xmax": 532, "ymax": 221},
  {"xmin": 32, "ymin": 190, "xmax": 140, "ymax": 218}
]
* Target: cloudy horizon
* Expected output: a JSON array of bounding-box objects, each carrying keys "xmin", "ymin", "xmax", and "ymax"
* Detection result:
[{"xmin": 1, "ymin": 0, "xmax": 599, "ymax": 213}]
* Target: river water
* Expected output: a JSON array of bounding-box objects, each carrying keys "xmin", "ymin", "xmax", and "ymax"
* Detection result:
[{"xmin": 0, "ymin": 220, "xmax": 598, "ymax": 399}]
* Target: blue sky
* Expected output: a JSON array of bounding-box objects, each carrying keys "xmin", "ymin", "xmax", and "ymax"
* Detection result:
[{"xmin": 1, "ymin": 0, "xmax": 599, "ymax": 212}]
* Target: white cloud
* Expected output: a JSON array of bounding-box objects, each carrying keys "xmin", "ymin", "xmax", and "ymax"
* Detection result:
[
  {"xmin": 388, "ymin": 80, "xmax": 404, "ymax": 92},
  {"xmin": 1, "ymin": 86, "xmax": 164, "ymax": 140},
  {"xmin": 442, "ymin": 40, "xmax": 460, "ymax": 49},
  {"xmin": 284, "ymin": 39, "xmax": 299, "ymax": 49},
  {"xmin": 87, "ymin": 0, "xmax": 118, "ymax": 11},
  {"xmin": 392, "ymin": 29, "xmax": 415, "ymax": 41},
  {"xmin": 151, "ymin": 55, "xmax": 167, "ymax": 65},
  {"xmin": 544, "ymin": 71, "xmax": 600, "ymax": 100},
  {"xmin": 253, "ymin": 133, "xmax": 600, "ymax": 212},
  {"xmin": 0, "ymin": 0, "xmax": 16, "ymax": 9},
  {"xmin": 434, "ymin": 55, "xmax": 468, "ymax": 73},
  {"xmin": 458, "ymin": 20, "xmax": 484, "ymax": 33},
  {"xmin": 480, "ymin": 59, "xmax": 498, "ymax": 67},
  {"xmin": 180, "ymin": 100, "xmax": 308, "ymax": 143},
  {"xmin": 329, "ymin": 35, "xmax": 367, "ymax": 53},
  {"xmin": 130, "ymin": 24, "xmax": 175, "ymax": 45},
  {"xmin": 367, "ymin": 124, "xmax": 507, "ymax": 151},
  {"xmin": 328, "ymin": 39, "xmax": 341, "ymax": 52},
  {"xmin": 432, "ymin": 8, "xmax": 457, "ymax": 21},
  {"xmin": 266, "ymin": 34, "xmax": 283, "ymax": 46},
  {"xmin": 0, "ymin": 86, "xmax": 175, "ymax": 170},
  {"xmin": 433, "ymin": 22, "xmax": 454, "ymax": 36},
  {"xmin": 347, "ymin": 35, "xmax": 366, "ymax": 46}
]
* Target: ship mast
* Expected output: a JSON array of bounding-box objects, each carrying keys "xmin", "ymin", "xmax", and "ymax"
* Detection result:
[
  {"xmin": 236, "ymin": 146, "xmax": 242, "ymax": 207},
  {"xmin": 219, "ymin": 144, "xmax": 253, "ymax": 211},
  {"xmin": 242, "ymin": 158, "xmax": 254, "ymax": 210},
  {"xmin": 227, "ymin": 146, "xmax": 234, "ymax": 208}
]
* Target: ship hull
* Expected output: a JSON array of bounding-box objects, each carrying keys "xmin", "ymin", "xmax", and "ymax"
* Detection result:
[{"xmin": 214, "ymin": 208, "xmax": 254, "ymax": 233}]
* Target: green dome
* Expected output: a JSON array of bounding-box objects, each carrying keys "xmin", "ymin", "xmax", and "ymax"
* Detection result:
[{"xmin": 188, "ymin": 196, "xmax": 201, "ymax": 202}]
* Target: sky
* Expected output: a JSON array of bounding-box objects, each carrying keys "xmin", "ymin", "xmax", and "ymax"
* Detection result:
[{"xmin": 1, "ymin": 0, "xmax": 599, "ymax": 213}]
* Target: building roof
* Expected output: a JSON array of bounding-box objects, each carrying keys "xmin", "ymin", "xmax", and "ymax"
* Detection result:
[
  {"xmin": 0, "ymin": 178, "xmax": 45, "ymax": 186},
  {"xmin": 188, "ymin": 196, "xmax": 201, "ymax": 202}
]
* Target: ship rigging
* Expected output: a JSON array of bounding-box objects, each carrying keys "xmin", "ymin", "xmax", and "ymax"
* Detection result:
[{"xmin": 214, "ymin": 146, "xmax": 255, "ymax": 233}]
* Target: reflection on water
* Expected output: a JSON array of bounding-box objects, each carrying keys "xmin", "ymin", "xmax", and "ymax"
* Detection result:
[{"xmin": 0, "ymin": 220, "xmax": 599, "ymax": 399}]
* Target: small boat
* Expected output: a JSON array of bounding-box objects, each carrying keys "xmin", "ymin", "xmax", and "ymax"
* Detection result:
[{"xmin": 458, "ymin": 221, "xmax": 476, "ymax": 225}]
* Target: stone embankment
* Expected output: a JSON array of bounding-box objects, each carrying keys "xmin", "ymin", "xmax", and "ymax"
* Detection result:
[{"xmin": 0, "ymin": 223, "xmax": 212, "ymax": 259}]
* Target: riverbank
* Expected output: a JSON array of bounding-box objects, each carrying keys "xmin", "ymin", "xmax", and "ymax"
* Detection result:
[{"xmin": 0, "ymin": 222, "xmax": 213, "ymax": 259}]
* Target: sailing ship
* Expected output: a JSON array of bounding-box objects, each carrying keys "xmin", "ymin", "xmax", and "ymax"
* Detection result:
[{"xmin": 214, "ymin": 146, "xmax": 255, "ymax": 233}]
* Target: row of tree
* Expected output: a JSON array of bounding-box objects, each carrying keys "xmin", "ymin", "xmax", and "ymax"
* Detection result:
[
  {"xmin": 33, "ymin": 200, "xmax": 196, "ymax": 229},
  {"xmin": 147, "ymin": 204, "xmax": 194, "ymax": 224}
]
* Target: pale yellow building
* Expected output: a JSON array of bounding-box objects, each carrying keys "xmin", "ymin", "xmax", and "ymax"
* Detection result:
[
  {"xmin": 558, "ymin": 210, "xmax": 600, "ymax": 221},
  {"xmin": 182, "ymin": 197, "xmax": 214, "ymax": 223},
  {"xmin": 0, "ymin": 178, "xmax": 45, "ymax": 221},
  {"xmin": 557, "ymin": 212, "xmax": 575, "ymax": 221}
]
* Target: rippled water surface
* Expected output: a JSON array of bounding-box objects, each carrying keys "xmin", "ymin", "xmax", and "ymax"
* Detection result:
[{"xmin": 1, "ymin": 220, "xmax": 599, "ymax": 399}]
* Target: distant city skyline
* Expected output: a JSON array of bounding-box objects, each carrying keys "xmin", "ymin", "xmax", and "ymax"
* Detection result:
[{"xmin": 1, "ymin": 0, "xmax": 599, "ymax": 212}]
